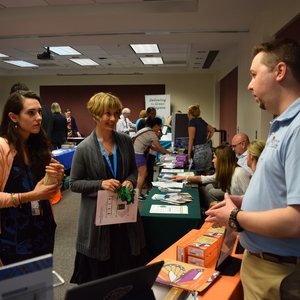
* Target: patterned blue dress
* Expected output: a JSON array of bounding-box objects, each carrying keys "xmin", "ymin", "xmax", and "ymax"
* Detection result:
[{"xmin": 0, "ymin": 156, "xmax": 56, "ymax": 265}]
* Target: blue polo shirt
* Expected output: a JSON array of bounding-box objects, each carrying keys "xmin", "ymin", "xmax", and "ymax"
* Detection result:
[{"xmin": 240, "ymin": 98, "xmax": 300, "ymax": 256}]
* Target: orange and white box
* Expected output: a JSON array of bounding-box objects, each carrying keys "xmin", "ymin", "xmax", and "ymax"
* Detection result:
[
  {"xmin": 187, "ymin": 235, "xmax": 219, "ymax": 258},
  {"xmin": 176, "ymin": 229, "xmax": 204, "ymax": 262},
  {"xmin": 188, "ymin": 247, "xmax": 219, "ymax": 267}
]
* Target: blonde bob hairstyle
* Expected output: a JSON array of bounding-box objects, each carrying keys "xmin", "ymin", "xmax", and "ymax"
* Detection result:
[
  {"xmin": 187, "ymin": 103, "xmax": 201, "ymax": 118},
  {"xmin": 51, "ymin": 102, "xmax": 61, "ymax": 113},
  {"xmin": 87, "ymin": 92, "xmax": 122, "ymax": 122},
  {"xmin": 247, "ymin": 140, "xmax": 266, "ymax": 161}
]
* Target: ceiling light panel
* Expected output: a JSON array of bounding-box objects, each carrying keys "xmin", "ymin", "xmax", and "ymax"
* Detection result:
[
  {"xmin": 130, "ymin": 44, "xmax": 160, "ymax": 54},
  {"xmin": 140, "ymin": 57, "xmax": 163, "ymax": 65},
  {"xmin": 3, "ymin": 60, "xmax": 38, "ymax": 67},
  {"xmin": 48, "ymin": 46, "xmax": 82, "ymax": 56},
  {"xmin": 69, "ymin": 58, "xmax": 99, "ymax": 66}
]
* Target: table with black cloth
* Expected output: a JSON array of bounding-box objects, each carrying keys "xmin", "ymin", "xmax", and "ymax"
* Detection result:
[{"xmin": 140, "ymin": 180, "xmax": 203, "ymax": 260}]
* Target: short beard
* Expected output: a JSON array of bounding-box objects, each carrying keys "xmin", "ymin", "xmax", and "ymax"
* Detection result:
[{"xmin": 258, "ymin": 100, "xmax": 266, "ymax": 110}]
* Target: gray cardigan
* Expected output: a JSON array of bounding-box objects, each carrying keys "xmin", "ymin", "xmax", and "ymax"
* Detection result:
[{"xmin": 70, "ymin": 129, "xmax": 145, "ymax": 260}]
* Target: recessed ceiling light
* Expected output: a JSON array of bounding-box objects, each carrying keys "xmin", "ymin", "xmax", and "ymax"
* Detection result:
[
  {"xmin": 140, "ymin": 57, "xmax": 163, "ymax": 65},
  {"xmin": 47, "ymin": 46, "xmax": 81, "ymax": 56},
  {"xmin": 130, "ymin": 44, "xmax": 159, "ymax": 54},
  {"xmin": 70, "ymin": 58, "xmax": 99, "ymax": 66},
  {"xmin": 0, "ymin": 53, "xmax": 9, "ymax": 58},
  {"xmin": 3, "ymin": 60, "xmax": 38, "ymax": 67}
]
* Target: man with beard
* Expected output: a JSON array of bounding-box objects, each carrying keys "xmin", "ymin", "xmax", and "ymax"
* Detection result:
[{"xmin": 206, "ymin": 38, "xmax": 300, "ymax": 299}]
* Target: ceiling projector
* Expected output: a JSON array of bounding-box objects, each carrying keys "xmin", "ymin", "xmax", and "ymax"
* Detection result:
[{"xmin": 37, "ymin": 48, "xmax": 55, "ymax": 60}]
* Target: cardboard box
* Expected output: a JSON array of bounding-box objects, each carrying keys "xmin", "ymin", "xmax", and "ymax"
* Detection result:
[
  {"xmin": 188, "ymin": 248, "xmax": 219, "ymax": 267},
  {"xmin": 176, "ymin": 223, "xmax": 215, "ymax": 262},
  {"xmin": 187, "ymin": 236, "xmax": 219, "ymax": 258},
  {"xmin": 176, "ymin": 229, "xmax": 203, "ymax": 262}
]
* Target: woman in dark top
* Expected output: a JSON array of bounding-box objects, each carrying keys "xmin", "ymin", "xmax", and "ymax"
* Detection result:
[
  {"xmin": 187, "ymin": 104, "xmax": 215, "ymax": 174},
  {"xmin": 51, "ymin": 102, "xmax": 67, "ymax": 149},
  {"xmin": 136, "ymin": 106, "xmax": 156, "ymax": 131},
  {"xmin": 0, "ymin": 90, "xmax": 64, "ymax": 265}
]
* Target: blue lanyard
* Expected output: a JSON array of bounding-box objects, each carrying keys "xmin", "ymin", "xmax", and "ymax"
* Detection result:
[{"xmin": 97, "ymin": 137, "xmax": 117, "ymax": 178}]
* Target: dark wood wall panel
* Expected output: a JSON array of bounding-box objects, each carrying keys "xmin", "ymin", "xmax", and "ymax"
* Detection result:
[
  {"xmin": 40, "ymin": 84, "xmax": 165, "ymax": 137},
  {"xmin": 219, "ymin": 67, "xmax": 238, "ymax": 144}
]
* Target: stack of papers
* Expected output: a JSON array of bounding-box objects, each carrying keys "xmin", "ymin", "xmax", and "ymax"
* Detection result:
[{"xmin": 151, "ymin": 193, "xmax": 193, "ymax": 205}]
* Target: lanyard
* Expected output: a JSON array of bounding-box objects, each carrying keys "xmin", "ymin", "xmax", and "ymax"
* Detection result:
[{"xmin": 97, "ymin": 137, "xmax": 117, "ymax": 178}]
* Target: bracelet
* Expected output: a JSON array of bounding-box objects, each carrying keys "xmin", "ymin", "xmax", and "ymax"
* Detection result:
[
  {"xmin": 11, "ymin": 193, "xmax": 18, "ymax": 207},
  {"xmin": 18, "ymin": 193, "xmax": 22, "ymax": 207}
]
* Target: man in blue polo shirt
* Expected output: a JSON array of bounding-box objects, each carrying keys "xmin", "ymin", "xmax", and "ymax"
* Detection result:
[{"xmin": 206, "ymin": 38, "xmax": 300, "ymax": 299}]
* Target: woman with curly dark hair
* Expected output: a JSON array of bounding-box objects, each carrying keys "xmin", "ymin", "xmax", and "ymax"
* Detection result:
[{"xmin": 0, "ymin": 90, "xmax": 64, "ymax": 265}]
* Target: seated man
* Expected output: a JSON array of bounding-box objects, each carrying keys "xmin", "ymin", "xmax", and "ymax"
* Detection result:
[
  {"xmin": 116, "ymin": 108, "xmax": 136, "ymax": 136},
  {"xmin": 231, "ymin": 133, "xmax": 253, "ymax": 175}
]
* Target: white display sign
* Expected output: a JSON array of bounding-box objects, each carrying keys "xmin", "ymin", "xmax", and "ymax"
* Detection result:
[{"xmin": 145, "ymin": 94, "xmax": 170, "ymax": 124}]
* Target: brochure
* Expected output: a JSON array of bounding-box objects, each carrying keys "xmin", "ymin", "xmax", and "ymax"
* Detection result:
[
  {"xmin": 95, "ymin": 190, "xmax": 138, "ymax": 226},
  {"xmin": 155, "ymin": 259, "xmax": 219, "ymax": 293},
  {"xmin": 149, "ymin": 205, "xmax": 188, "ymax": 214}
]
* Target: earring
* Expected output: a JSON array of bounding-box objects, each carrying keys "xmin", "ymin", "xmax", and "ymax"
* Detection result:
[{"xmin": 14, "ymin": 123, "xmax": 17, "ymax": 129}]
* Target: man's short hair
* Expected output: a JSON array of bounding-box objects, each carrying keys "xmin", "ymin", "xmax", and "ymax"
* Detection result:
[{"xmin": 122, "ymin": 108, "xmax": 131, "ymax": 114}]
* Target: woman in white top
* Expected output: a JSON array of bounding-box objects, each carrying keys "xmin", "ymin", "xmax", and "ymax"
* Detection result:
[
  {"xmin": 172, "ymin": 145, "xmax": 251, "ymax": 208},
  {"xmin": 133, "ymin": 117, "xmax": 171, "ymax": 201}
]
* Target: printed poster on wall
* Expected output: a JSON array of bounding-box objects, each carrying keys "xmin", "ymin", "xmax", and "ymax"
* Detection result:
[{"xmin": 145, "ymin": 94, "xmax": 170, "ymax": 125}]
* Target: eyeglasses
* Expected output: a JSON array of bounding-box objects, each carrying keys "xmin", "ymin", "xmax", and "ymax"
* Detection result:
[{"xmin": 231, "ymin": 141, "xmax": 244, "ymax": 148}]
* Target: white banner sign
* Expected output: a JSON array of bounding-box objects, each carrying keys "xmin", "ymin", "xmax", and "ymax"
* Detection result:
[{"xmin": 145, "ymin": 94, "xmax": 170, "ymax": 125}]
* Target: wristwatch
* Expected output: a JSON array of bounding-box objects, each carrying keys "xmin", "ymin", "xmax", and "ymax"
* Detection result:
[{"xmin": 228, "ymin": 208, "xmax": 244, "ymax": 232}]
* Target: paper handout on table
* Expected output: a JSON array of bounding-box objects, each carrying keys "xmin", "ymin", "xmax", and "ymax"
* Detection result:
[
  {"xmin": 149, "ymin": 205, "xmax": 188, "ymax": 214},
  {"xmin": 161, "ymin": 169, "xmax": 184, "ymax": 173},
  {"xmin": 155, "ymin": 258, "xmax": 220, "ymax": 293},
  {"xmin": 152, "ymin": 182, "xmax": 184, "ymax": 188},
  {"xmin": 95, "ymin": 190, "xmax": 138, "ymax": 226}
]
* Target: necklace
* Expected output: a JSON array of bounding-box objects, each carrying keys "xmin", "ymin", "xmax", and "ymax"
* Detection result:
[{"xmin": 102, "ymin": 143, "xmax": 113, "ymax": 155}]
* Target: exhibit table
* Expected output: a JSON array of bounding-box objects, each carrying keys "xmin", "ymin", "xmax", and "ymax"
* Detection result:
[
  {"xmin": 150, "ymin": 223, "xmax": 244, "ymax": 300},
  {"xmin": 140, "ymin": 184, "xmax": 202, "ymax": 260}
]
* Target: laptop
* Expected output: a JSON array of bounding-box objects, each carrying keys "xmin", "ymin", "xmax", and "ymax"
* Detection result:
[
  {"xmin": 215, "ymin": 228, "xmax": 242, "ymax": 276},
  {"xmin": 64, "ymin": 260, "xmax": 164, "ymax": 300}
]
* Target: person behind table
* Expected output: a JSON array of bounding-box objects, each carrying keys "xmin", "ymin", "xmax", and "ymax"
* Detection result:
[
  {"xmin": 134, "ymin": 117, "xmax": 172, "ymax": 201},
  {"xmin": 69, "ymin": 92, "xmax": 147, "ymax": 284},
  {"xmin": 51, "ymin": 102, "xmax": 68, "ymax": 149},
  {"xmin": 165, "ymin": 110, "xmax": 182, "ymax": 133},
  {"xmin": 246, "ymin": 139, "xmax": 265, "ymax": 173},
  {"xmin": 136, "ymin": 106, "xmax": 156, "ymax": 131},
  {"xmin": 146, "ymin": 129, "xmax": 162, "ymax": 189},
  {"xmin": 172, "ymin": 145, "xmax": 251, "ymax": 209},
  {"xmin": 205, "ymin": 38, "xmax": 300, "ymax": 299},
  {"xmin": 187, "ymin": 104, "xmax": 215, "ymax": 175},
  {"xmin": 0, "ymin": 90, "xmax": 64, "ymax": 265},
  {"xmin": 135, "ymin": 109, "xmax": 147, "ymax": 132},
  {"xmin": 9, "ymin": 82, "xmax": 53, "ymax": 140},
  {"xmin": 231, "ymin": 132, "xmax": 253, "ymax": 175},
  {"xmin": 65, "ymin": 108, "xmax": 81, "ymax": 137},
  {"xmin": 116, "ymin": 107, "xmax": 136, "ymax": 136}
]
